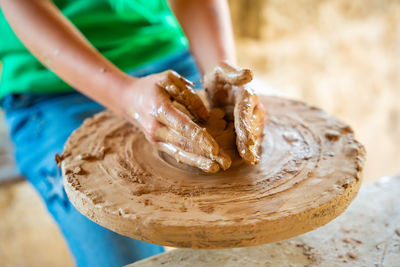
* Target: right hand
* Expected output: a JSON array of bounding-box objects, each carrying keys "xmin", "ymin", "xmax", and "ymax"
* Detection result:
[
  {"xmin": 117, "ymin": 70, "xmax": 231, "ymax": 173},
  {"xmin": 203, "ymin": 62, "xmax": 266, "ymax": 165}
]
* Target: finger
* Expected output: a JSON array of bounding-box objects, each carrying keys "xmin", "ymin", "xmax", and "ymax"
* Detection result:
[
  {"xmin": 160, "ymin": 71, "xmax": 209, "ymax": 122},
  {"xmin": 172, "ymin": 101, "xmax": 195, "ymax": 120},
  {"xmin": 234, "ymin": 87, "xmax": 259, "ymax": 127},
  {"xmin": 248, "ymin": 104, "xmax": 266, "ymax": 162},
  {"xmin": 154, "ymin": 126, "xmax": 202, "ymax": 155},
  {"xmin": 251, "ymin": 104, "xmax": 266, "ymax": 141},
  {"xmin": 234, "ymin": 87, "xmax": 261, "ymax": 165},
  {"xmin": 216, "ymin": 62, "xmax": 253, "ymax": 86},
  {"xmin": 157, "ymin": 142, "xmax": 220, "ymax": 173},
  {"xmin": 154, "ymin": 103, "xmax": 220, "ymax": 156},
  {"xmin": 155, "ymin": 126, "xmax": 232, "ymax": 170},
  {"xmin": 212, "ymin": 149, "xmax": 232, "ymax": 171},
  {"xmin": 164, "ymin": 81, "xmax": 209, "ymax": 122},
  {"xmin": 167, "ymin": 70, "xmax": 195, "ymax": 87}
]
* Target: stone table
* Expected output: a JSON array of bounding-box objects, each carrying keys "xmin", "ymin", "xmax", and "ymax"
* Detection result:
[{"xmin": 129, "ymin": 176, "xmax": 400, "ymax": 267}]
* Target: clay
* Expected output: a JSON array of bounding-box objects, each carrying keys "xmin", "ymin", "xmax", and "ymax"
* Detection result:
[
  {"xmin": 61, "ymin": 95, "xmax": 365, "ymax": 249},
  {"xmin": 127, "ymin": 177, "xmax": 400, "ymax": 267}
]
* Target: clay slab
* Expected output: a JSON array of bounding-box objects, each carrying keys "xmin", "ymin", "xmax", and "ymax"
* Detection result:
[{"xmin": 61, "ymin": 95, "xmax": 365, "ymax": 249}]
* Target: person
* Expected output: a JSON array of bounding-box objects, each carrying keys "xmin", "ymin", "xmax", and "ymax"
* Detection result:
[{"xmin": 0, "ymin": 0, "xmax": 265, "ymax": 266}]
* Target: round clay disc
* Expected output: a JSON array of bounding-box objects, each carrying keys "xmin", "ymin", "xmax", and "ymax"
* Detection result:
[{"xmin": 61, "ymin": 95, "xmax": 365, "ymax": 249}]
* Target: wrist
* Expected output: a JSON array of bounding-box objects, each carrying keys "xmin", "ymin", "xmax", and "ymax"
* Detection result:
[{"xmin": 106, "ymin": 72, "xmax": 138, "ymax": 116}]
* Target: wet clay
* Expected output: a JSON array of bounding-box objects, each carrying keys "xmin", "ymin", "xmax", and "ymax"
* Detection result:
[{"xmin": 61, "ymin": 95, "xmax": 365, "ymax": 249}]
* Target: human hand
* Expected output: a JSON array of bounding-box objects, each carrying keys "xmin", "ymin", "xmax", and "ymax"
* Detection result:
[
  {"xmin": 203, "ymin": 62, "xmax": 266, "ymax": 165},
  {"xmin": 119, "ymin": 70, "xmax": 231, "ymax": 173}
]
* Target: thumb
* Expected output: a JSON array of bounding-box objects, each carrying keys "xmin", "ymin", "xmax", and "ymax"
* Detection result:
[{"xmin": 215, "ymin": 61, "xmax": 253, "ymax": 86}]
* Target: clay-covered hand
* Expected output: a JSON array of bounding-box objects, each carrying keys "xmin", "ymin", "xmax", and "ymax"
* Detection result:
[
  {"xmin": 204, "ymin": 62, "xmax": 266, "ymax": 165},
  {"xmin": 120, "ymin": 70, "xmax": 231, "ymax": 173}
]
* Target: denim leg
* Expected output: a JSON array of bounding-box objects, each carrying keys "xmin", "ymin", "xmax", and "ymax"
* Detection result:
[{"xmin": 4, "ymin": 93, "xmax": 164, "ymax": 267}]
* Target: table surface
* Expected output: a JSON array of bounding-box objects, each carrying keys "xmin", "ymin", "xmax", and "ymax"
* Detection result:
[{"xmin": 129, "ymin": 176, "xmax": 400, "ymax": 267}]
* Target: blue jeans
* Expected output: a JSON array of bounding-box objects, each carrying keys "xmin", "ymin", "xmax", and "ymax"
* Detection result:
[{"xmin": 1, "ymin": 50, "xmax": 201, "ymax": 267}]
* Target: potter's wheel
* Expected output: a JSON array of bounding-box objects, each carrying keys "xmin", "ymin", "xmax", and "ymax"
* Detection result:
[{"xmin": 61, "ymin": 95, "xmax": 365, "ymax": 249}]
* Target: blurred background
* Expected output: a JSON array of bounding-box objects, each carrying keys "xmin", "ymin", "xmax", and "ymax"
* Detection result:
[{"xmin": 1, "ymin": 0, "xmax": 399, "ymax": 265}]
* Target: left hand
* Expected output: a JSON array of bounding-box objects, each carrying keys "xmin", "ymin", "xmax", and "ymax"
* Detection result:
[{"xmin": 203, "ymin": 62, "xmax": 266, "ymax": 165}]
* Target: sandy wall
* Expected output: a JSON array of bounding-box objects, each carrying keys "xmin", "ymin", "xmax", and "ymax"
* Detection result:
[{"xmin": 231, "ymin": 0, "xmax": 400, "ymax": 181}]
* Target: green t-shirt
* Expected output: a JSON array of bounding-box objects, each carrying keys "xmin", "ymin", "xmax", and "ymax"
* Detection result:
[{"xmin": 0, "ymin": 0, "xmax": 188, "ymax": 99}]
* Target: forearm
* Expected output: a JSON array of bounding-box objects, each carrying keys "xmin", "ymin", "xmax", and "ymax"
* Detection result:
[
  {"xmin": 0, "ymin": 0, "xmax": 132, "ymax": 113},
  {"xmin": 168, "ymin": 0, "xmax": 236, "ymax": 74}
]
